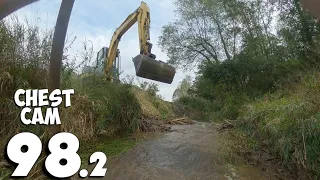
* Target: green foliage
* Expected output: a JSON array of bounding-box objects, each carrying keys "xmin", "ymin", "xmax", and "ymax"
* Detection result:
[
  {"xmin": 194, "ymin": 55, "xmax": 302, "ymax": 101},
  {"xmin": 79, "ymin": 137, "xmax": 136, "ymax": 164},
  {"xmin": 278, "ymin": 0, "xmax": 320, "ymax": 63},
  {"xmin": 172, "ymin": 75, "xmax": 192, "ymax": 100},
  {"xmin": 160, "ymin": 0, "xmax": 320, "ymax": 100},
  {"xmin": 138, "ymin": 81, "xmax": 159, "ymax": 97},
  {"xmin": 174, "ymin": 96, "xmax": 217, "ymax": 121},
  {"xmin": 178, "ymin": 96, "xmax": 213, "ymax": 112},
  {"xmin": 164, "ymin": 0, "xmax": 319, "ymax": 121},
  {"xmin": 79, "ymin": 75, "xmax": 142, "ymax": 134},
  {"xmin": 238, "ymin": 71, "xmax": 320, "ymax": 176}
]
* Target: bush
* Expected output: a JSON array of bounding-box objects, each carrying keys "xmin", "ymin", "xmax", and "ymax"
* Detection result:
[
  {"xmin": 78, "ymin": 75, "xmax": 142, "ymax": 135},
  {"xmin": 174, "ymin": 96, "xmax": 217, "ymax": 121}
]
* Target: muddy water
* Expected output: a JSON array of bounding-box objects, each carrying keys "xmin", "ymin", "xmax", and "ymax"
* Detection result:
[{"xmin": 99, "ymin": 122, "xmax": 275, "ymax": 179}]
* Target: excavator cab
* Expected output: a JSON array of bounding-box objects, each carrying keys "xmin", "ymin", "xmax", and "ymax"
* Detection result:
[{"xmin": 96, "ymin": 47, "xmax": 121, "ymax": 82}]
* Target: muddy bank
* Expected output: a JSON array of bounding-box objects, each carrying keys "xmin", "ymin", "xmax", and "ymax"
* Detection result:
[{"xmin": 92, "ymin": 122, "xmax": 280, "ymax": 180}]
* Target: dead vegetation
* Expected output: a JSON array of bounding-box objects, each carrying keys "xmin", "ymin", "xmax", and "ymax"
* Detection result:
[
  {"xmin": 132, "ymin": 87, "xmax": 176, "ymax": 132},
  {"xmin": 219, "ymin": 129, "xmax": 312, "ymax": 180},
  {"xmin": 132, "ymin": 87, "xmax": 174, "ymax": 120},
  {"xmin": 139, "ymin": 117, "xmax": 170, "ymax": 132},
  {"xmin": 215, "ymin": 120, "xmax": 235, "ymax": 132},
  {"xmin": 139, "ymin": 117, "xmax": 195, "ymax": 132},
  {"xmin": 60, "ymin": 94, "xmax": 96, "ymax": 140},
  {"xmin": 166, "ymin": 117, "xmax": 194, "ymax": 125}
]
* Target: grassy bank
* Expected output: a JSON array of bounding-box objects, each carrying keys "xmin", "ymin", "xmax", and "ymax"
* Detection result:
[
  {"xmin": 236, "ymin": 71, "xmax": 320, "ymax": 177},
  {"xmin": 173, "ymin": 94, "xmax": 247, "ymax": 122},
  {"xmin": 174, "ymin": 69, "xmax": 320, "ymax": 177}
]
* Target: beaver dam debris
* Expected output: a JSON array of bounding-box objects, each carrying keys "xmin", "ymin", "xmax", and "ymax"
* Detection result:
[
  {"xmin": 131, "ymin": 88, "xmax": 194, "ymax": 132},
  {"xmin": 166, "ymin": 117, "xmax": 194, "ymax": 125}
]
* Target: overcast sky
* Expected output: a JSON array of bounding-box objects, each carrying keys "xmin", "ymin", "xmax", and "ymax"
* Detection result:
[{"xmin": 6, "ymin": 0, "xmax": 196, "ymax": 101}]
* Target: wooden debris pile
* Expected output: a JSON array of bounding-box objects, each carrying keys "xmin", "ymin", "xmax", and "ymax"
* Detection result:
[
  {"xmin": 166, "ymin": 117, "xmax": 194, "ymax": 125},
  {"xmin": 216, "ymin": 120, "xmax": 235, "ymax": 131},
  {"xmin": 140, "ymin": 116, "xmax": 170, "ymax": 132}
]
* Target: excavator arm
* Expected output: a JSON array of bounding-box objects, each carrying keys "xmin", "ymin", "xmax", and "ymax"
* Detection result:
[
  {"xmin": 103, "ymin": 1, "xmax": 176, "ymax": 84},
  {"xmin": 105, "ymin": 2, "xmax": 153, "ymax": 81}
]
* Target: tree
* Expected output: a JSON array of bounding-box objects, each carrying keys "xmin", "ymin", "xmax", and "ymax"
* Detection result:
[
  {"xmin": 159, "ymin": 0, "xmax": 237, "ymax": 69},
  {"xmin": 138, "ymin": 80, "xmax": 159, "ymax": 97},
  {"xmin": 172, "ymin": 75, "xmax": 193, "ymax": 100},
  {"xmin": 272, "ymin": 0, "xmax": 320, "ymax": 63},
  {"xmin": 158, "ymin": 0, "xmax": 279, "ymax": 69}
]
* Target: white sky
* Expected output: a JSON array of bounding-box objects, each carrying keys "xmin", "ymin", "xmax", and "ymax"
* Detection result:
[{"xmin": 6, "ymin": 0, "xmax": 196, "ymax": 101}]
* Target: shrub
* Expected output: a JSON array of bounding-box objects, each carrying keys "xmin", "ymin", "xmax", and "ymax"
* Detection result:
[{"xmin": 78, "ymin": 75, "xmax": 142, "ymax": 135}]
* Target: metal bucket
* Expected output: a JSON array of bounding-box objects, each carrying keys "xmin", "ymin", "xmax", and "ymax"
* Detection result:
[{"xmin": 133, "ymin": 54, "xmax": 176, "ymax": 84}]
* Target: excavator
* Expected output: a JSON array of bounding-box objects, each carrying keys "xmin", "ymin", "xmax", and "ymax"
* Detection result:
[{"xmin": 96, "ymin": 1, "xmax": 176, "ymax": 84}]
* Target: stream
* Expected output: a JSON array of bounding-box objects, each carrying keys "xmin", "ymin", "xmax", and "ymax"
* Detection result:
[{"xmin": 98, "ymin": 122, "xmax": 278, "ymax": 180}]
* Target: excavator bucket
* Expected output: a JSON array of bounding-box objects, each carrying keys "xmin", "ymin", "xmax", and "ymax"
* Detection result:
[{"xmin": 133, "ymin": 54, "xmax": 176, "ymax": 84}]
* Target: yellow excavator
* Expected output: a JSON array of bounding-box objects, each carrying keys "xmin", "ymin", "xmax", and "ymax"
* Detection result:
[{"xmin": 96, "ymin": 1, "xmax": 176, "ymax": 84}]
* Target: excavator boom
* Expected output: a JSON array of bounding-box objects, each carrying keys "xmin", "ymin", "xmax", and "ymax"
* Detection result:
[{"xmin": 102, "ymin": 1, "xmax": 175, "ymax": 84}]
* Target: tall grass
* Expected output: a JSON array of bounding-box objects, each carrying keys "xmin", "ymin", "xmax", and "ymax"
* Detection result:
[
  {"xmin": 79, "ymin": 75, "xmax": 142, "ymax": 135},
  {"xmin": 0, "ymin": 18, "xmax": 53, "ymax": 146},
  {"xmin": 0, "ymin": 16, "xmax": 140, "ymax": 165},
  {"xmin": 238, "ymin": 70, "xmax": 320, "ymax": 176},
  {"xmin": 0, "ymin": 18, "xmax": 53, "ymax": 179},
  {"xmin": 173, "ymin": 94, "xmax": 248, "ymax": 122}
]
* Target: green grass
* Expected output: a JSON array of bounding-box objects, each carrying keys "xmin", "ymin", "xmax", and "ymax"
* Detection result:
[
  {"xmin": 79, "ymin": 75, "xmax": 142, "ymax": 134},
  {"xmin": 237, "ymin": 71, "xmax": 320, "ymax": 177},
  {"xmin": 79, "ymin": 137, "xmax": 136, "ymax": 165},
  {"xmin": 174, "ymin": 95, "xmax": 246, "ymax": 122},
  {"xmin": 0, "ymin": 169, "xmax": 11, "ymax": 180}
]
